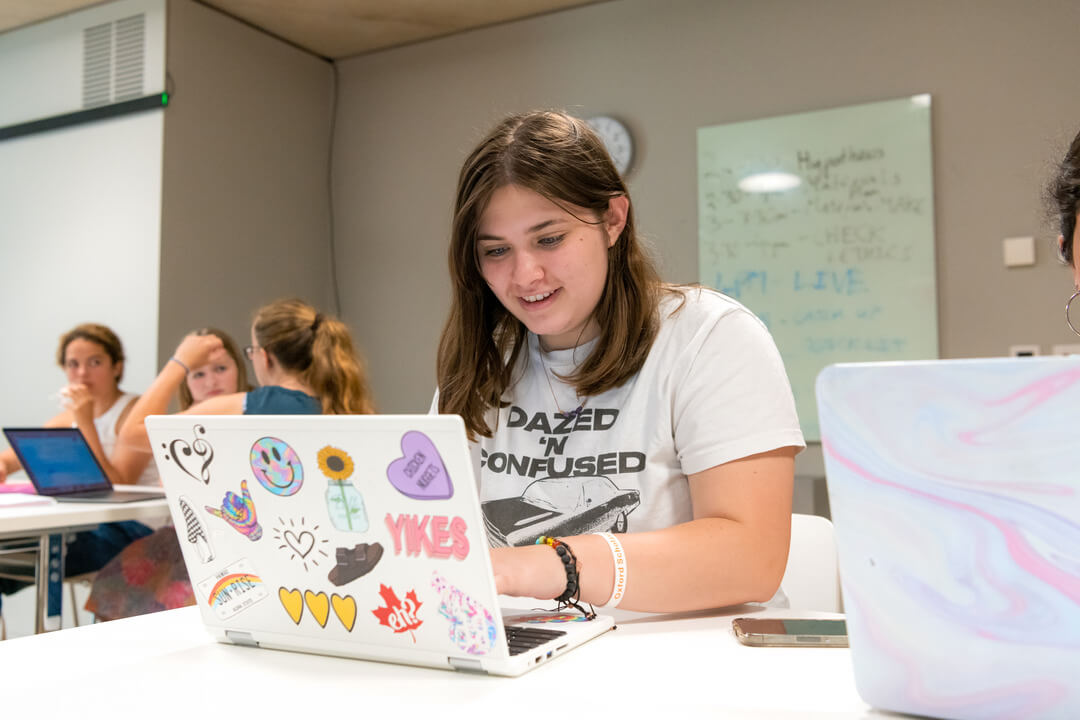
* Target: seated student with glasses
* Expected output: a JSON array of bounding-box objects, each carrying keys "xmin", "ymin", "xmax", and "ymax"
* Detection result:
[{"xmin": 117, "ymin": 299, "xmax": 375, "ymax": 456}]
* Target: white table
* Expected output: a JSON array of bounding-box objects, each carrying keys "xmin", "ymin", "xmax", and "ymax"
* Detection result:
[
  {"xmin": 0, "ymin": 603, "xmax": 893, "ymax": 717},
  {"xmin": 0, "ymin": 490, "xmax": 170, "ymax": 633}
]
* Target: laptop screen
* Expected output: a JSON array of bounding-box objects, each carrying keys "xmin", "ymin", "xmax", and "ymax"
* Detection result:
[{"xmin": 3, "ymin": 428, "xmax": 111, "ymax": 495}]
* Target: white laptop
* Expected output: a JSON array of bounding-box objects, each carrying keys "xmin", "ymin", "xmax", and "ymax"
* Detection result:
[
  {"xmin": 817, "ymin": 357, "xmax": 1080, "ymax": 719},
  {"xmin": 145, "ymin": 414, "xmax": 614, "ymax": 676}
]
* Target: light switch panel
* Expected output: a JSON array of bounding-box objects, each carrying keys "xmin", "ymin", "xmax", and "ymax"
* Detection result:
[{"xmin": 1003, "ymin": 236, "xmax": 1035, "ymax": 267}]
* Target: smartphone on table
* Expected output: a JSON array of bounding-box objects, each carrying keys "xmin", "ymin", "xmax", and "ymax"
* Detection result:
[{"xmin": 731, "ymin": 617, "xmax": 848, "ymax": 647}]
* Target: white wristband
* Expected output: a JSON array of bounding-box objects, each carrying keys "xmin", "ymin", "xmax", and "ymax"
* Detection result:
[{"xmin": 595, "ymin": 532, "xmax": 627, "ymax": 608}]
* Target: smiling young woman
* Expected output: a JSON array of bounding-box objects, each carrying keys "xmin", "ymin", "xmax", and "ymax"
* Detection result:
[
  {"xmin": 474, "ymin": 183, "xmax": 625, "ymax": 352},
  {"xmin": 435, "ymin": 110, "xmax": 805, "ymax": 614}
]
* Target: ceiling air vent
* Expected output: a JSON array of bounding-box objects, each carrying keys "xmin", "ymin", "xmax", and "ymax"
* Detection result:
[
  {"xmin": 82, "ymin": 22, "xmax": 112, "ymax": 108},
  {"xmin": 82, "ymin": 13, "xmax": 145, "ymax": 108},
  {"xmin": 113, "ymin": 14, "xmax": 145, "ymax": 101}
]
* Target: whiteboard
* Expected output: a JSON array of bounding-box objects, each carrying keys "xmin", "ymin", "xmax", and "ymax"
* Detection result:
[
  {"xmin": 0, "ymin": 0, "xmax": 166, "ymax": 456},
  {"xmin": 698, "ymin": 96, "xmax": 938, "ymax": 440},
  {"xmin": 0, "ymin": 112, "xmax": 162, "ymax": 453}
]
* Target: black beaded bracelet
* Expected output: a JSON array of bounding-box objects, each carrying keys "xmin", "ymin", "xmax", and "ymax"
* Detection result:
[{"xmin": 535, "ymin": 535, "xmax": 595, "ymax": 619}]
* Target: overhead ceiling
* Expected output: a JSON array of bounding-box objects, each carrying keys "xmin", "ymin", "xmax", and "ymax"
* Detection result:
[{"xmin": 0, "ymin": 0, "xmax": 601, "ymax": 59}]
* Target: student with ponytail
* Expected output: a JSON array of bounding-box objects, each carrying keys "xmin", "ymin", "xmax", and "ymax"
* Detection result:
[
  {"xmin": 118, "ymin": 299, "xmax": 374, "ymax": 454},
  {"xmin": 245, "ymin": 298, "xmax": 374, "ymax": 415}
]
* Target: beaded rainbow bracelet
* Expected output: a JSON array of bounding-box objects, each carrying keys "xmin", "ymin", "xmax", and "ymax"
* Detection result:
[{"xmin": 535, "ymin": 535, "xmax": 595, "ymax": 619}]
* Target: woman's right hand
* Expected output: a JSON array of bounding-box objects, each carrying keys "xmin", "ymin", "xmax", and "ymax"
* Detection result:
[
  {"xmin": 490, "ymin": 545, "xmax": 567, "ymax": 599},
  {"xmin": 62, "ymin": 383, "xmax": 95, "ymax": 428},
  {"xmin": 173, "ymin": 332, "xmax": 224, "ymax": 372}
]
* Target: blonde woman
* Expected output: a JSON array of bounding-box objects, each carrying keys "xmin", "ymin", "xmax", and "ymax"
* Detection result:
[{"xmin": 86, "ymin": 327, "xmax": 251, "ymax": 620}]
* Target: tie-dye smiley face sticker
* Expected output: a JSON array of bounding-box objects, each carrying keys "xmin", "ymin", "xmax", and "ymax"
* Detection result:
[{"xmin": 250, "ymin": 437, "xmax": 304, "ymax": 496}]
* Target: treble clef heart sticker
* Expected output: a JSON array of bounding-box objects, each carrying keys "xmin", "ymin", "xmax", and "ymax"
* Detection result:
[
  {"xmin": 162, "ymin": 424, "xmax": 214, "ymax": 484},
  {"xmin": 386, "ymin": 431, "xmax": 453, "ymax": 500}
]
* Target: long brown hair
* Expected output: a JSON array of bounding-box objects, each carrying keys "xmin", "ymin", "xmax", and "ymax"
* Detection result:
[
  {"xmin": 178, "ymin": 328, "xmax": 252, "ymax": 410},
  {"xmin": 57, "ymin": 323, "xmax": 125, "ymax": 382},
  {"xmin": 437, "ymin": 110, "xmax": 665, "ymax": 439},
  {"xmin": 253, "ymin": 299, "xmax": 375, "ymax": 415}
]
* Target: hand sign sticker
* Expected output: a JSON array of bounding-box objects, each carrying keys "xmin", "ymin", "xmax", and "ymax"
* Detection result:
[{"xmin": 205, "ymin": 479, "xmax": 262, "ymax": 540}]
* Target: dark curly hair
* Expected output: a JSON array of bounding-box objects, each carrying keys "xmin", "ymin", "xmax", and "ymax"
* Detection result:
[{"xmin": 1049, "ymin": 129, "xmax": 1080, "ymax": 266}]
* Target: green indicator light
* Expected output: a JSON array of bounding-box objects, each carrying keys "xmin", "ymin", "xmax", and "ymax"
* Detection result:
[{"xmin": 161, "ymin": 92, "xmax": 169, "ymax": 106}]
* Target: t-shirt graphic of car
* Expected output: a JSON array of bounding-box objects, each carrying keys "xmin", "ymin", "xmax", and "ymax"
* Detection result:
[{"xmin": 482, "ymin": 476, "xmax": 640, "ymax": 547}]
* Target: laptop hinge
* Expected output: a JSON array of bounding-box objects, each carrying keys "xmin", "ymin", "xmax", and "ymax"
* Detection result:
[
  {"xmin": 448, "ymin": 657, "xmax": 487, "ymax": 674},
  {"xmin": 225, "ymin": 630, "xmax": 259, "ymax": 648}
]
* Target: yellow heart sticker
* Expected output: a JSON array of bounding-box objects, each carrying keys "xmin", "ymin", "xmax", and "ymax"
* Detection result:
[
  {"xmin": 305, "ymin": 590, "xmax": 330, "ymax": 628},
  {"xmin": 279, "ymin": 587, "xmax": 303, "ymax": 625},
  {"xmin": 331, "ymin": 594, "xmax": 357, "ymax": 632}
]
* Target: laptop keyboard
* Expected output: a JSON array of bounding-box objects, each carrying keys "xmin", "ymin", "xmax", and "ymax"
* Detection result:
[{"xmin": 504, "ymin": 625, "xmax": 567, "ymax": 656}]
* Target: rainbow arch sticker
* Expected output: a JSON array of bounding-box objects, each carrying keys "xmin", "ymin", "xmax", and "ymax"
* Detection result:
[{"xmin": 197, "ymin": 559, "xmax": 270, "ymax": 620}]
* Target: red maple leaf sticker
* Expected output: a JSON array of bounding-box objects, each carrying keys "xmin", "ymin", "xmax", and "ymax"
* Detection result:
[{"xmin": 372, "ymin": 584, "xmax": 423, "ymax": 642}]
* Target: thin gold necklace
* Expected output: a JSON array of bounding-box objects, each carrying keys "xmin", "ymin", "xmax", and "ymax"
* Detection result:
[{"xmin": 538, "ymin": 348, "xmax": 586, "ymax": 419}]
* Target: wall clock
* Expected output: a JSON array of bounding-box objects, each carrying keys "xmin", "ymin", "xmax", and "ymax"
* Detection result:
[{"xmin": 586, "ymin": 115, "xmax": 634, "ymax": 176}]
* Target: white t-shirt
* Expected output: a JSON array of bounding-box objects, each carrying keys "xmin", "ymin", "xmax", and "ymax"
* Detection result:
[
  {"xmin": 92, "ymin": 391, "xmax": 160, "ymax": 487},
  {"xmin": 448, "ymin": 287, "xmax": 805, "ymax": 548}
]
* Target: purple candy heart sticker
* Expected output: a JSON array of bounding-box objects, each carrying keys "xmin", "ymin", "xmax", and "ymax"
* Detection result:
[{"xmin": 387, "ymin": 431, "xmax": 453, "ymax": 500}]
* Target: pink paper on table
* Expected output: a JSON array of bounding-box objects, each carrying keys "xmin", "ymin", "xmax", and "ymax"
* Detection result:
[{"xmin": 0, "ymin": 482, "xmax": 36, "ymax": 494}]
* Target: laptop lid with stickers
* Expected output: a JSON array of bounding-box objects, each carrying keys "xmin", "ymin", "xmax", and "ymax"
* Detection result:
[
  {"xmin": 146, "ymin": 414, "xmax": 612, "ymax": 676},
  {"xmin": 817, "ymin": 357, "xmax": 1080, "ymax": 718}
]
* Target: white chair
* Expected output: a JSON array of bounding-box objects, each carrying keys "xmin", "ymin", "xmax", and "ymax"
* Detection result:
[
  {"xmin": 780, "ymin": 513, "xmax": 841, "ymax": 612},
  {"xmin": 66, "ymin": 571, "xmax": 96, "ymax": 626}
]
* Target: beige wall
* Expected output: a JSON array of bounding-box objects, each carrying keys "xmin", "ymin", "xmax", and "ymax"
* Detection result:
[
  {"xmin": 332, "ymin": 0, "xmax": 1080, "ymax": 480},
  {"xmin": 159, "ymin": 0, "xmax": 334, "ymax": 366}
]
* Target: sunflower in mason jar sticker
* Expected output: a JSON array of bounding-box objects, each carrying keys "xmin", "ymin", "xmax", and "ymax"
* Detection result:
[
  {"xmin": 317, "ymin": 445, "xmax": 367, "ymax": 533},
  {"xmin": 318, "ymin": 445, "xmax": 354, "ymax": 481}
]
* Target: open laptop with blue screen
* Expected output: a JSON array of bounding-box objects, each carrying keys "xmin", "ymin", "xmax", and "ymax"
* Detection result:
[
  {"xmin": 144, "ymin": 414, "xmax": 614, "ymax": 676},
  {"xmin": 817, "ymin": 357, "xmax": 1080, "ymax": 719},
  {"xmin": 3, "ymin": 427, "xmax": 164, "ymax": 502}
]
